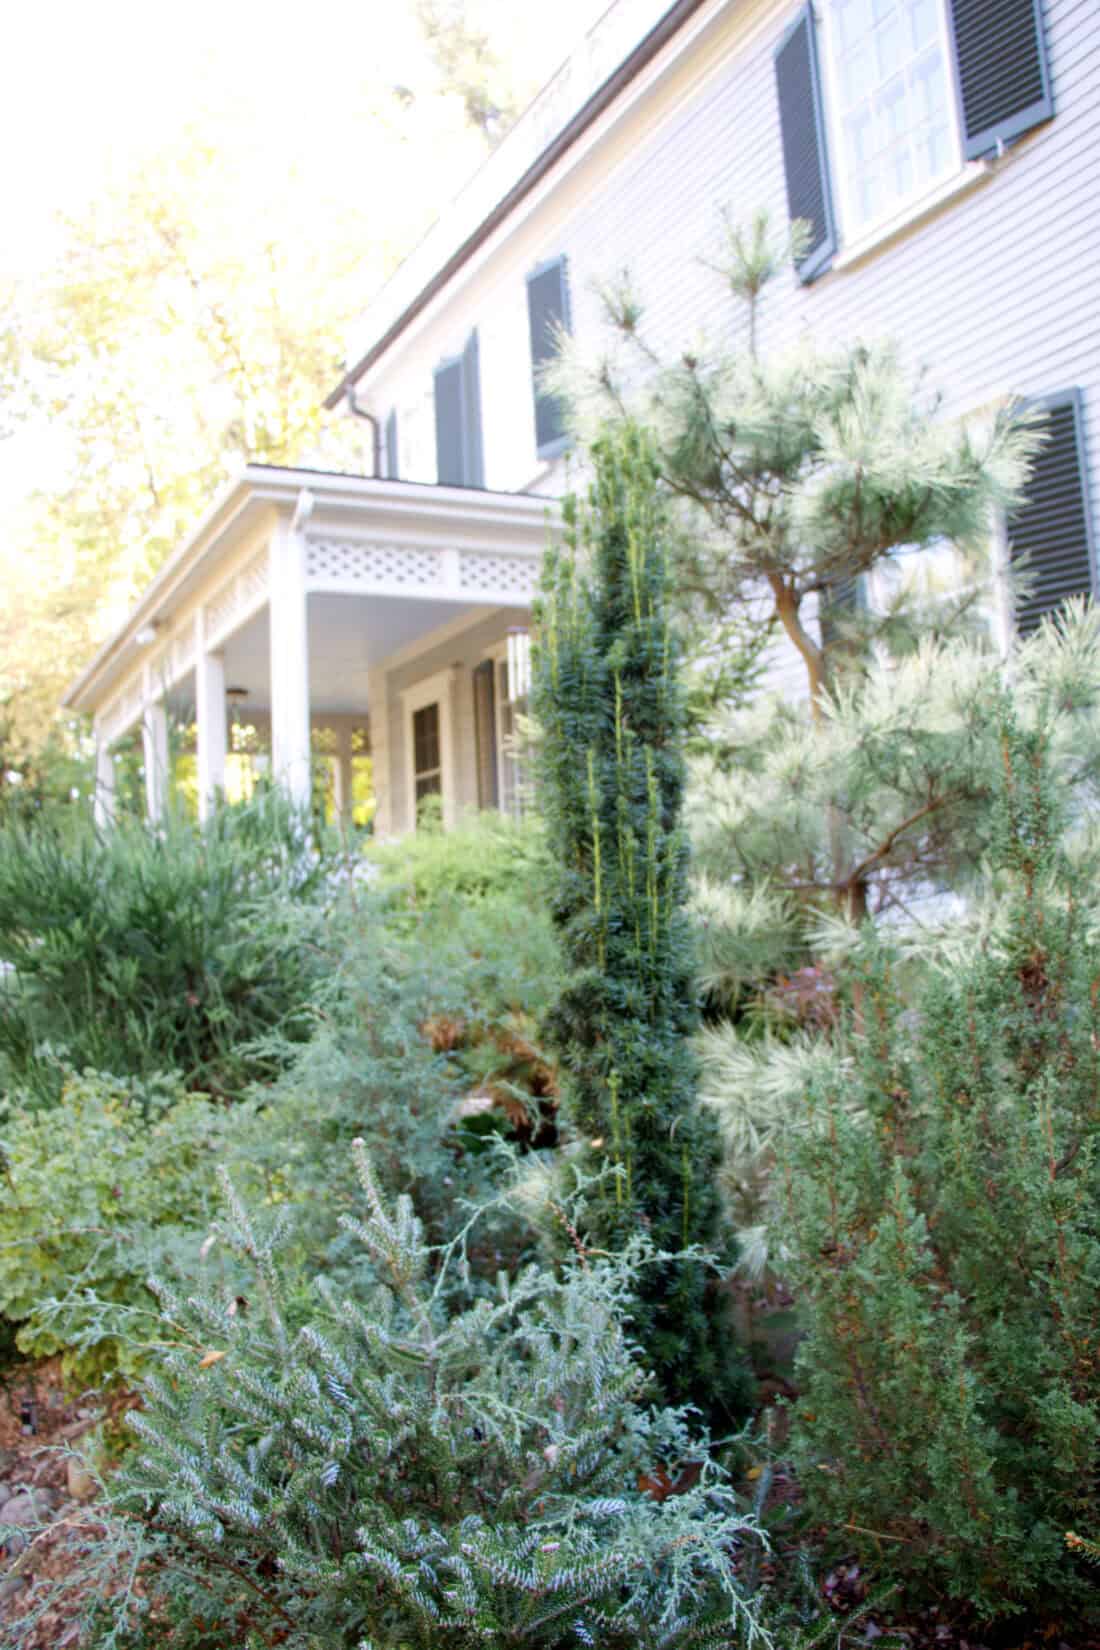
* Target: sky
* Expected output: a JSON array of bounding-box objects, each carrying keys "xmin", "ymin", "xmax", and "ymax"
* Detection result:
[
  {"xmin": 0, "ymin": 0, "xmax": 604, "ymax": 271},
  {"xmin": 0, "ymin": 0, "xmax": 606, "ymax": 516}
]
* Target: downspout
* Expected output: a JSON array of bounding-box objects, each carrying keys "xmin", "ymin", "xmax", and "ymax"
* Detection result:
[{"xmin": 345, "ymin": 387, "xmax": 383, "ymax": 478}]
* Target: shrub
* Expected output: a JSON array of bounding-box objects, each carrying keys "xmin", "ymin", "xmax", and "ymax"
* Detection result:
[
  {"xmin": 0, "ymin": 1069, "xmax": 232, "ymax": 1380},
  {"xmin": 367, "ymin": 807, "xmax": 552, "ymax": 907},
  {"xmin": 92, "ymin": 1145, "xmax": 768, "ymax": 1650},
  {"xmin": 534, "ymin": 423, "xmax": 749, "ymax": 1419},
  {"xmin": 0, "ymin": 794, "xmax": 329, "ymax": 1104},
  {"xmin": 246, "ymin": 844, "xmax": 561, "ymax": 1251},
  {"xmin": 783, "ymin": 706, "xmax": 1100, "ymax": 1617}
]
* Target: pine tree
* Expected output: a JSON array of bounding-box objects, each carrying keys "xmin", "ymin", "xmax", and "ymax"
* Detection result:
[
  {"xmin": 534, "ymin": 422, "xmax": 750, "ymax": 1418},
  {"xmin": 553, "ymin": 208, "xmax": 1040, "ymax": 925}
]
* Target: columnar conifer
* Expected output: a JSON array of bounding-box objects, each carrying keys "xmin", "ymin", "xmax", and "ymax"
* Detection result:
[{"xmin": 534, "ymin": 422, "xmax": 749, "ymax": 1416}]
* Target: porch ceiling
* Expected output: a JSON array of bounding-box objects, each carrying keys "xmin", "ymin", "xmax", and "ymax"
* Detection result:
[{"xmin": 166, "ymin": 593, "xmax": 490, "ymax": 721}]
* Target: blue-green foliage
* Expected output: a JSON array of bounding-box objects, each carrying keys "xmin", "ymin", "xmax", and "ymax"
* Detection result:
[{"xmin": 97, "ymin": 1146, "xmax": 768, "ymax": 1650}]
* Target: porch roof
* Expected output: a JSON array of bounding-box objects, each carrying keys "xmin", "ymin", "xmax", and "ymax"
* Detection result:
[{"xmin": 63, "ymin": 464, "xmax": 557, "ymax": 717}]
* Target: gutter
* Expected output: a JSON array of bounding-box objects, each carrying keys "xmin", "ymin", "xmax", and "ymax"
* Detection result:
[{"xmin": 323, "ymin": 0, "xmax": 711, "ymax": 409}]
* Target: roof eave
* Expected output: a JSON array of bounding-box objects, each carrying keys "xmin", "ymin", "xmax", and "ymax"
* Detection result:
[
  {"xmin": 323, "ymin": 0, "xmax": 711, "ymax": 410},
  {"xmin": 63, "ymin": 467, "xmax": 560, "ymax": 715}
]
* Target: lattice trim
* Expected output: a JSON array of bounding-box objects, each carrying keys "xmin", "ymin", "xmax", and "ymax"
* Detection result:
[
  {"xmin": 204, "ymin": 579, "xmax": 240, "ymax": 641},
  {"xmin": 100, "ymin": 674, "xmax": 146, "ymax": 747},
  {"xmin": 306, "ymin": 539, "xmax": 444, "ymax": 589},
  {"xmin": 239, "ymin": 548, "xmax": 269, "ymax": 607},
  {"xmin": 168, "ymin": 632, "xmax": 196, "ymax": 684},
  {"xmin": 458, "ymin": 552, "xmax": 538, "ymax": 598}
]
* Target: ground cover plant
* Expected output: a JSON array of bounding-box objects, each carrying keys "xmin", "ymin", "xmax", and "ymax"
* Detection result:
[
  {"xmin": 0, "ymin": 793, "xmax": 329, "ymax": 1105},
  {"xmin": 0, "ymin": 1070, "xmax": 232, "ymax": 1381}
]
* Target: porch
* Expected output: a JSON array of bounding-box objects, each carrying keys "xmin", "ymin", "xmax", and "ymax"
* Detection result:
[{"xmin": 63, "ymin": 466, "xmax": 556, "ymax": 836}]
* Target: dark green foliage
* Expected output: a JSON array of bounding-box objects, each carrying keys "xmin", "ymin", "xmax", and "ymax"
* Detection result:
[
  {"xmin": 534, "ymin": 423, "xmax": 749, "ymax": 1418},
  {"xmin": 784, "ymin": 703, "xmax": 1100, "ymax": 1617},
  {"xmin": 88, "ymin": 1147, "xmax": 766, "ymax": 1650},
  {"xmin": 0, "ymin": 794, "xmax": 327, "ymax": 1104}
]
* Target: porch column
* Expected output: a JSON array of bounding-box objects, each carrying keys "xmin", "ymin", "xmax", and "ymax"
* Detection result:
[
  {"xmin": 195, "ymin": 616, "xmax": 227, "ymax": 822},
  {"xmin": 269, "ymin": 494, "xmax": 312, "ymax": 808},
  {"xmin": 141, "ymin": 698, "xmax": 170, "ymax": 822},
  {"xmin": 93, "ymin": 735, "xmax": 116, "ymax": 830},
  {"xmin": 333, "ymin": 727, "xmax": 354, "ymax": 828}
]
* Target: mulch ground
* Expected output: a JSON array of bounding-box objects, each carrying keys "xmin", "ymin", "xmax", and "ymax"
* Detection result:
[
  {"xmin": 0, "ymin": 1357, "xmax": 139, "ymax": 1649},
  {"xmin": 0, "ymin": 1357, "xmax": 1097, "ymax": 1649}
]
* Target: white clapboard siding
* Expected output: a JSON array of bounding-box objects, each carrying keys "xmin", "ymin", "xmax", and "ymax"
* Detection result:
[{"xmin": 356, "ymin": 0, "xmax": 1100, "ymax": 592}]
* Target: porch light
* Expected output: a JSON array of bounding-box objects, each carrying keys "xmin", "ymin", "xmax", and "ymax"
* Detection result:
[
  {"xmin": 506, "ymin": 628, "xmax": 531, "ymax": 704},
  {"xmin": 135, "ymin": 624, "xmax": 159, "ymax": 647}
]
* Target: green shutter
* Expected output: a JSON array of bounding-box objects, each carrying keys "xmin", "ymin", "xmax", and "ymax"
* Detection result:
[
  {"xmin": 947, "ymin": 0, "xmax": 1053, "ymax": 160},
  {"xmin": 774, "ymin": 5, "xmax": 837, "ymax": 284},
  {"xmin": 473, "ymin": 660, "xmax": 499, "ymax": 809},
  {"xmin": 434, "ymin": 357, "xmax": 465, "ymax": 485},
  {"xmin": 462, "ymin": 330, "xmax": 485, "ymax": 489},
  {"xmin": 1009, "ymin": 390, "xmax": 1095, "ymax": 635}
]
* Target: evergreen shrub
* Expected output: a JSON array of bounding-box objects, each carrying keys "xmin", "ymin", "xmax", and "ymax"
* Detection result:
[
  {"xmin": 784, "ymin": 704, "xmax": 1100, "ymax": 1617},
  {"xmin": 0, "ymin": 794, "xmax": 328, "ymax": 1104},
  {"xmin": 94, "ymin": 1145, "xmax": 768, "ymax": 1650},
  {"xmin": 534, "ymin": 422, "xmax": 750, "ymax": 1419}
]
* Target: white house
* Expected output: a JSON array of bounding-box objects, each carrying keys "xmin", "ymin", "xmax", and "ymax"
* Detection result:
[{"xmin": 65, "ymin": 0, "xmax": 1099, "ymax": 831}]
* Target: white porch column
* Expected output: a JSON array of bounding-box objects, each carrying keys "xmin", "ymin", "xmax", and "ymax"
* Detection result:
[
  {"xmin": 141, "ymin": 698, "xmax": 170, "ymax": 821},
  {"xmin": 333, "ymin": 727, "xmax": 354, "ymax": 828},
  {"xmin": 195, "ymin": 615, "xmax": 227, "ymax": 822},
  {"xmin": 269, "ymin": 493, "xmax": 312, "ymax": 809},
  {"xmin": 93, "ymin": 734, "xmax": 116, "ymax": 830}
]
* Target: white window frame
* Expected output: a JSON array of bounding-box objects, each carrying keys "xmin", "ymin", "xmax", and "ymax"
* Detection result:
[
  {"xmin": 817, "ymin": 0, "xmax": 967, "ymax": 248},
  {"xmin": 482, "ymin": 641, "xmax": 528, "ymax": 821},
  {"xmin": 401, "ymin": 668, "xmax": 457, "ymax": 832}
]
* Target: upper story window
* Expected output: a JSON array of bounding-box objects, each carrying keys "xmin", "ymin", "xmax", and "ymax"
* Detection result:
[
  {"xmin": 526, "ymin": 256, "xmax": 572, "ymax": 462},
  {"xmin": 774, "ymin": 0, "xmax": 1054, "ymax": 279},
  {"xmin": 820, "ymin": 0, "xmax": 958, "ymax": 235}
]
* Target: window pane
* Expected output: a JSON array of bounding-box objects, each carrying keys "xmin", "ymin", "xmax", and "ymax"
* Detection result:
[
  {"xmin": 415, "ymin": 773, "xmax": 442, "ymax": 802},
  {"xmin": 412, "ymin": 703, "xmax": 440, "ymax": 776},
  {"xmin": 828, "ymin": 0, "xmax": 956, "ymax": 232}
]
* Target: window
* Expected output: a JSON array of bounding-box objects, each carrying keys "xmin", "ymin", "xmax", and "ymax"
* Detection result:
[
  {"xmin": 412, "ymin": 704, "xmax": 442, "ymax": 806},
  {"xmin": 433, "ymin": 331, "xmax": 484, "ymax": 488},
  {"xmin": 820, "ymin": 0, "xmax": 958, "ymax": 236},
  {"xmin": 475, "ymin": 636, "xmax": 530, "ymax": 820},
  {"xmin": 403, "ymin": 670, "xmax": 455, "ymax": 830},
  {"xmin": 774, "ymin": 0, "xmax": 1053, "ymax": 278},
  {"xmin": 1007, "ymin": 389, "xmax": 1095, "ymax": 635},
  {"xmin": 526, "ymin": 257, "xmax": 572, "ymax": 460}
]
